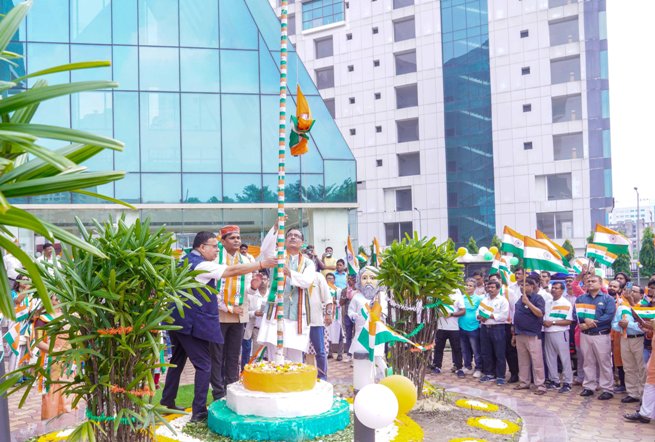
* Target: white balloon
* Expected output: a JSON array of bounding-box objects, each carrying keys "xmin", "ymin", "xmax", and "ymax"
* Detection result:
[
  {"xmin": 478, "ymin": 246, "xmax": 489, "ymax": 255},
  {"xmin": 354, "ymin": 384, "xmax": 399, "ymax": 429}
]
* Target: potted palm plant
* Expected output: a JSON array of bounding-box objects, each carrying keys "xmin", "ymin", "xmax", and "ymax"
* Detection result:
[{"xmin": 375, "ymin": 233, "xmax": 463, "ymax": 397}]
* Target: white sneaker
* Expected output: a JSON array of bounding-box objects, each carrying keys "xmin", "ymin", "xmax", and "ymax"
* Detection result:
[
  {"xmin": 463, "ymin": 368, "xmax": 475, "ymax": 375},
  {"xmin": 473, "ymin": 370, "xmax": 482, "ymax": 378},
  {"xmin": 343, "ymin": 355, "xmax": 351, "ymax": 362}
]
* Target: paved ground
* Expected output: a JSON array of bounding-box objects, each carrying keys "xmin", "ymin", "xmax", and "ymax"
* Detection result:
[{"xmin": 6, "ymin": 356, "xmax": 655, "ymax": 441}]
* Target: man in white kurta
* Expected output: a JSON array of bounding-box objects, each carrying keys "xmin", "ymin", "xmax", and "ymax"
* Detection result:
[{"xmin": 258, "ymin": 228, "xmax": 316, "ymax": 362}]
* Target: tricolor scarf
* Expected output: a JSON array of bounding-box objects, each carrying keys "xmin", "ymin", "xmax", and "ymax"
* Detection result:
[
  {"xmin": 576, "ymin": 303, "xmax": 596, "ymax": 321},
  {"xmin": 217, "ymin": 246, "xmax": 246, "ymax": 313},
  {"xmin": 549, "ymin": 304, "xmax": 570, "ymax": 320},
  {"xmin": 328, "ymin": 283, "xmax": 339, "ymax": 320},
  {"xmin": 265, "ymin": 253, "xmax": 312, "ymax": 334}
]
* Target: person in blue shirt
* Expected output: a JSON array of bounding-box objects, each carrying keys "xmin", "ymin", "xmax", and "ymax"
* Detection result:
[
  {"xmin": 612, "ymin": 288, "xmax": 647, "ymax": 404},
  {"xmin": 458, "ymin": 278, "xmax": 483, "ymax": 377},
  {"xmin": 576, "ymin": 274, "xmax": 617, "ymax": 400},
  {"xmin": 333, "ymin": 259, "xmax": 347, "ymax": 290}
]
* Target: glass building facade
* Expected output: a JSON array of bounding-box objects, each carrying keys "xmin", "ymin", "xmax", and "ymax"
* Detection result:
[
  {"xmin": 440, "ymin": 0, "xmax": 495, "ymax": 245},
  {"xmin": 3, "ymin": 0, "xmax": 356, "ymax": 208}
]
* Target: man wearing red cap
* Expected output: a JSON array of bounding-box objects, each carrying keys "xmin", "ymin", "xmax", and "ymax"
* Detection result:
[{"xmin": 210, "ymin": 225, "xmax": 259, "ymax": 401}]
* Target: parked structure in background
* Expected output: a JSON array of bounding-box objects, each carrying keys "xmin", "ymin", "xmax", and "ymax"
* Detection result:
[{"xmin": 273, "ymin": 0, "xmax": 612, "ymax": 249}]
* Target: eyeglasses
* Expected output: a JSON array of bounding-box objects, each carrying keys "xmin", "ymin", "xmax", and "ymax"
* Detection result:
[
  {"xmin": 202, "ymin": 243, "xmax": 219, "ymax": 249},
  {"xmin": 287, "ymin": 233, "xmax": 303, "ymax": 239}
]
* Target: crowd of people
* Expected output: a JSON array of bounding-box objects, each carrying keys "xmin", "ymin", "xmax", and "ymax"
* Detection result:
[{"xmin": 432, "ymin": 266, "xmax": 655, "ymax": 424}]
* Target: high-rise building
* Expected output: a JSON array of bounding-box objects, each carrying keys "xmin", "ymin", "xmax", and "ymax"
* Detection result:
[
  {"xmin": 275, "ymin": 0, "xmax": 611, "ymax": 249},
  {"xmin": 2, "ymin": 0, "xmax": 356, "ymax": 255}
]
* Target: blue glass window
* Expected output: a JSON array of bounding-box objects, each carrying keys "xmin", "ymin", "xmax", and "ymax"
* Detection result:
[
  {"xmin": 302, "ymin": 174, "xmax": 324, "ymax": 202},
  {"xmin": 180, "ymin": 0, "xmax": 219, "ymax": 48},
  {"xmin": 139, "ymin": 0, "xmax": 179, "ymax": 46},
  {"xmin": 26, "ymin": 43, "xmax": 69, "ymax": 87},
  {"xmin": 71, "ymin": 0, "xmax": 111, "ymax": 44},
  {"xmin": 261, "ymin": 95, "xmax": 299, "ymax": 174},
  {"xmin": 602, "ymin": 129, "xmax": 611, "ymax": 158},
  {"xmin": 114, "ymin": 92, "xmax": 140, "ymax": 172},
  {"xmin": 115, "ymin": 173, "xmax": 140, "ymax": 203},
  {"xmin": 27, "ymin": 0, "xmax": 68, "ymax": 42},
  {"xmin": 140, "ymin": 93, "xmax": 181, "ymax": 172},
  {"xmin": 260, "ymin": 41, "xmax": 280, "ymax": 94},
  {"xmin": 31, "ymin": 96, "xmax": 70, "ymax": 149},
  {"xmin": 224, "ymin": 174, "xmax": 261, "ymax": 202},
  {"xmin": 244, "ymin": 0, "xmax": 282, "ymax": 50},
  {"xmin": 324, "ymin": 160, "xmax": 355, "ymax": 202},
  {"xmin": 183, "ymin": 174, "xmax": 222, "ymax": 203},
  {"xmin": 141, "ymin": 174, "xmax": 181, "ymax": 203},
  {"xmin": 181, "ymin": 94, "xmax": 221, "ymax": 173},
  {"xmin": 220, "ymin": 50, "xmax": 259, "ymax": 94},
  {"xmin": 601, "ymin": 90, "xmax": 610, "ymax": 119},
  {"xmin": 72, "ymin": 183, "xmax": 114, "ymax": 203},
  {"xmin": 300, "ymin": 144, "xmax": 324, "ymax": 174},
  {"xmin": 71, "ymin": 45, "xmax": 111, "ymax": 82},
  {"xmin": 220, "ymin": 0, "xmax": 258, "ymax": 49},
  {"xmin": 222, "ymin": 94, "xmax": 261, "ymax": 173},
  {"xmin": 112, "ymin": 46, "xmax": 139, "ymax": 90},
  {"xmin": 181, "ymin": 49, "xmax": 220, "ymax": 93},
  {"xmin": 113, "ymin": 0, "xmax": 138, "ymax": 45},
  {"xmin": 306, "ymin": 95, "xmax": 352, "ymax": 159},
  {"xmin": 302, "ymin": 0, "xmax": 345, "ymax": 31},
  {"xmin": 72, "ymin": 91, "xmax": 113, "ymax": 136},
  {"xmin": 600, "ymin": 50, "xmax": 608, "ymax": 80},
  {"xmin": 140, "ymin": 47, "xmax": 179, "ymax": 91}
]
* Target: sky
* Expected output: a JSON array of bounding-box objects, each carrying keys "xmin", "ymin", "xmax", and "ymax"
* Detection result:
[{"xmin": 606, "ymin": 1, "xmax": 655, "ymax": 208}]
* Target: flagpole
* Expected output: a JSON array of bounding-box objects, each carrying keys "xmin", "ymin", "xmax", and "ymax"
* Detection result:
[{"xmin": 275, "ymin": 0, "xmax": 289, "ymax": 364}]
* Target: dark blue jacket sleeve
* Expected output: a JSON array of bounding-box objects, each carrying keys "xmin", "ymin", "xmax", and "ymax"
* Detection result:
[
  {"xmin": 595, "ymin": 295, "xmax": 616, "ymax": 329},
  {"xmin": 535, "ymin": 296, "xmax": 546, "ymax": 315}
]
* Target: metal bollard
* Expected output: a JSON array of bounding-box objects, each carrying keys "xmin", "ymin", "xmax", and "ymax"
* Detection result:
[{"xmin": 353, "ymin": 352, "xmax": 375, "ymax": 442}]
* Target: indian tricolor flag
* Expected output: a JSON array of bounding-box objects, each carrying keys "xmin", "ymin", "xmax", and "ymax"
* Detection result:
[
  {"xmin": 346, "ymin": 235, "xmax": 359, "ymax": 276},
  {"xmin": 586, "ymin": 243, "xmax": 617, "ymax": 267},
  {"xmin": 3, "ymin": 323, "xmax": 20, "ymax": 356},
  {"xmin": 501, "ymin": 226, "xmax": 524, "ymax": 257},
  {"xmin": 289, "ymin": 85, "xmax": 315, "ymax": 157},
  {"xmin": 370, "ymin": 237, "xmax": 382, "ymax": 267},
  {"xmin": 549, "ymin": 305, "xmax": 570, "ymax": 320},
  {"xmin": 593, "ymin": 224, "xmax": 630, "ymax": 255},
  {"xmin": 633, "ymin": 305, "xmax": 655, "ymax": 320},
  {"xmin": 489, "ymin": 253, "xmax": 510, "ymax": 284},
  {"xmin": 357, "ymin": 302, "xmax": 426, "ymax": 361},
  {"xmin": 478, "ymin": 301, "xmax": 494, "ymax": 319},
  {"xmin": 576, "ymin": 303, "xmax": 596, "ymax": 320},
  {"xmin": 523, "ymin": 237, "xmax": 569, "ymax": 273}
]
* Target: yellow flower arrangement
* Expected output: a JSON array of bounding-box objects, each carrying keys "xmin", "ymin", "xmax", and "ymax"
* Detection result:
[
  {"xmin": 392, "ymin": 413, "xmax": 424, "ymax": 442},
  {"xmin": 455, "ymin": 398, "xmax": 499, "ymax": 412},
  {"xmin": 466, "ymin": 416, "xmax": 520, "ymax": 435}
]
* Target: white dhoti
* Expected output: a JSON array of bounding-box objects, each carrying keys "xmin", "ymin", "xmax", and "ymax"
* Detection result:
[{"xmin": 257, "ymin": 316, "xmax": 310, "ymax": 361}]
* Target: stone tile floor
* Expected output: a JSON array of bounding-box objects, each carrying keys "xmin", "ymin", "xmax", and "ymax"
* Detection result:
[{"xmin": 5, "ymin": 357, "xmax": 655, "ymax": 441}]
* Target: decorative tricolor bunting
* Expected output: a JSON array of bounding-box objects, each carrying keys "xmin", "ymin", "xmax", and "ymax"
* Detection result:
[
  {"xmin": 346, "ymin": 235, "xmax": 359, "ymax": 276},
  {"xmin": 585, "ymin": 243, "xmax": 617, "ymax": 267},
  {"xmin": 523, "ymin": 237, "xmax": 569, "ymax": 273},
  {"xmin": 357, "ymin": 302, "xmax": 426, "ymax": 361},
  {"xmin": 500, "ymin": 226, "xmax": 525, "ymax": 258},
  {"xmin": 3, "ymin": 323, "xmax": 20, "ymax": 356},
  {"xmin": 575, "ymin": 303, "xmax": 596, "ymax": 320},
  {"xmin": 593, "ymin": 224, "xmax": 630, "ymax": 255},
  {"xmin": 289, "ymin": 85, "xmax": 315, "ymax": 157}
]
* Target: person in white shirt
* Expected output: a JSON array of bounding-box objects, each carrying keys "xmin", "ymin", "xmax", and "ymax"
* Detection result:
[
  {"xmin": 543, "ymin": 281, "xmax": 575, "ymax": 393},
  {"xmin": 306, "ymin": 272, "xmax": 333, "ymax": 380},
  {"xmin": 239, "ymin": 244, "xmax": 256, "ymax": 263},
  {"xmin": 240, "ymin": 272, "xmax": 268, "ymax": 371},
  {"xmin": 477, "ymin": 280, "xmax": 510, "ymax": 385},
  {"xmin": 431, "ymin": 290, "xmax": 465, "ymax": 377},
  {"xmin": 490, "ymin": 272, "xmax": 520, "ymax": 383}
]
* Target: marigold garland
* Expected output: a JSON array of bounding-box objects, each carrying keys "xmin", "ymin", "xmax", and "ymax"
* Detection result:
[
  {"xmin": 110, "ymin": 384, "xmax": 155, "ymax": 397},
  {"xmin": 467, "ymin": 416, "xmax": 520, "ymax": 435},
  {"xmin": 455, "ymin": 398, "xmax": 499, "ymax": 412}
]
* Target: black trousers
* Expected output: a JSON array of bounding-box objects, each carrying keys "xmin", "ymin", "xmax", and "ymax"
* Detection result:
[
  {"xmin": 433, "ymin": 329, "xmax": 463, "ymax": 369},
  {"xmin": 505, "ymin": 323, "xmax": 519, "ymax": 377},
  {"xmin": 160, "ymin": 331, "xmax": 211, "ymax": 416},
  {"xmin": 210, "ymin": 322, "xmax": 245, "ymax": 400}
]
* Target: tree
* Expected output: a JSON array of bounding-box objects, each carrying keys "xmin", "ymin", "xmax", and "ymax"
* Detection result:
[
  {"xmin": 562, "ymin": 239, "xmax": 576, "ymax": 259},
  {"xmin": 0, "ymin": 1, "xmax": 126, "ymax": 319},
  {"xmin": 490, "ymin": 234, "xmax": 502, "ymax": 250},
  {"xmin": 466, "ymin": 236, "xmax": 479, "ymax": 254},
  {"xmin": 4, "ymin": 217, "xmax": 204, "ymax": 442},
  {"xmin": 640, "ymin": 227, "xmax": 655, "ymax": 277},
  {"xmin": 612, "ymin": 253, "xmax": 631, "ymax": 275},
  {"xmin": 586, "ymin": 230, "xmax": 595, "ymax": 244}
]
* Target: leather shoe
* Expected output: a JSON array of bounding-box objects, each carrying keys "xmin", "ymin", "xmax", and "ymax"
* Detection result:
[
  {"xmin": 580, "ymin": 389, "xmax": 594, "ymax": 397},
  {"xmin": 621, "ymin": 396, "xmax": 640, "ymax": 404},
  {"xmin": 624, "ymin": 412, "xmax": 650, "ymax": 423},
  {"xmin": 160, "ymin": 403, "xmax": 185, "ymax": 412},
  {"xmin": 190, "ymin": 412, "xmax": 208, "ymax": 423},
  {"xmin": 507, "ymin": 375, "xmax": 519, "ymax": 384},
  {"xmin": 598, "ymin": 392, "xmax": 614, "ymax": 400}
]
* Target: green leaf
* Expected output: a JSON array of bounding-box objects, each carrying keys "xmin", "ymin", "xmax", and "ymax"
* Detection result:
[
  {"xmin": 0, "ymin": 1, "xmax": 31, "ymax": 56},
  {"xmin": 0, "ymin": 170, "xmax": 125, "ymax": 197},
  {"xmin": 0, "ymin": 255, "xmax": 14, "ymax": 319},
  {"xmin": 72, "ymin": 189, "xmax": 136, "ymax": 210},
  {"xmin": 0, "ymin": 206, "xmax": 53, "ymax": 239},
  {"xmin": 0, "ymin": 80, "xmax": 118, "ymax": 115},
  {"xmin": 12, "ymin": 60, "xmax": 112, "ymax": 83},
  {"xmin": 0, "ymin": 123, "xmax": 123, "ymax": 151},
  {"xmin": 4, "ymin": 138, "xmax": 80, "ymax": 172},
  {"xmin": 42, "ymin": 221, "xmax": 108, "ymax": 259}
]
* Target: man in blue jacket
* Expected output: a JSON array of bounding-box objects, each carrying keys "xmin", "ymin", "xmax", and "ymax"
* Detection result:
[{"xmin": 161, "ymin": 231, "xmax": 275, "ymax": 422}]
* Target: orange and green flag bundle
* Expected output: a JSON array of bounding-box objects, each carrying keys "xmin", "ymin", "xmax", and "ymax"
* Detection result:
[{"xmin": 289, "ymin": 85, "xmax": 315, "ymax": 156}]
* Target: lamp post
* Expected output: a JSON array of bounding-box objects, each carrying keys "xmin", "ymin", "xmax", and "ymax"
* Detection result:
[
  {"xmin": 414, "ymin": 207, "xmax": 422, "ymax": 238},
  {"xmin": 635, "ymin": 187, "xmax": 641, "ymax": 284}
]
